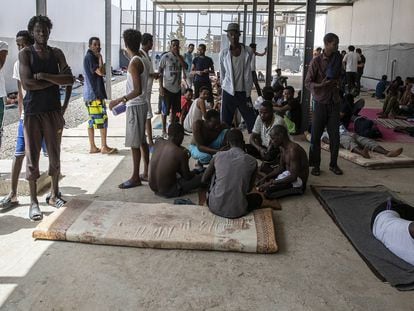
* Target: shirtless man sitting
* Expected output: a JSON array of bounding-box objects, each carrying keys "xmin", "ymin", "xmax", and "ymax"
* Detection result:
[
  {"xmin": 257, "ymin": 125, "xmax": 309, "ymax": 199},
  {"xmin": 189, "ymin": 109, "xmax": 228, "ymax": 166},
  {"xmin": 149, "ymin": 123, "xmax": 202, "ymax": 198}
]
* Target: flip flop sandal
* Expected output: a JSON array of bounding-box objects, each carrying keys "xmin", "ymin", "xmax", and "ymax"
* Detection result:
[
  {"xmin": 173, "ymin": 198, "xmax": 195, "ymax": 205},
  {"xmin": 118, "ymin": 180, "xmax": 141, "ymax": 189},
  {"xmin": 29, "ymin": 204, "xmax": 43, "ymax": 221},
  {"xmin": 89, "ymin": 148, "xmax": 101, "ymax": 154},
  {"xmin": 102, "ymin": 148, "xmax": 118, "ymax": 155},
  {"xmin": 45, "ymin": 192, "xmax": 62, "ymax": 205},
  {"xmin": 0, "ymin": 197, "xmax": 19, "ymax": 209},
  {"xmin": 53, "ymin": 197, "xmax": 67, "ymax": 209}
]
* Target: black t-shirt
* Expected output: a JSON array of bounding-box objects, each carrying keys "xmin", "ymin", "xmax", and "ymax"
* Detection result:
[
  {"xmin": 287, "ymin": 98, "xmax": 301, "ymax": 129},
  {"xmin": 83, "ymin": 50, "xmax": 107, "ymax": 100},
  {"xmin": 24, "ymin": 46, "xmax": 61, "ymax": 115},
  {"xmin": 357, "ymin": 54, "xmax": 366, "ymax": 75},
  {"xmin": 192, "ymin": 56, "xmax": 214, "ymax": 83},
  {"xmin": 340, "ymin": 100, "xmax": 353, "ymax": 129}
]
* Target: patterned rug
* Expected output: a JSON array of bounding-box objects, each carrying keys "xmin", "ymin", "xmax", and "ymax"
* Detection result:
[
  {"xmin": 375, "ymin": 118, "xmax": 414, "ymax": 129},
  {"xmin": 33, "ymin": 199, "xmax": 278, "ymax": 254}
]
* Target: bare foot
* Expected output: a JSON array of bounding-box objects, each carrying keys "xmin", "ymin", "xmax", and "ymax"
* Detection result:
[
  {"xmin": 362, "ymin": 146, "xmax": 371, "ymax": 158},
  {"xmin": 89, "ymin": 147, "xmax": 101, "ymax": 154},
  {"xmin": 101, "ymin": 147, "xmax": 118, "ymax": 154},
  {"xmin": 386, "ymin": 147, "xmax": 403, "ymax": 157}
]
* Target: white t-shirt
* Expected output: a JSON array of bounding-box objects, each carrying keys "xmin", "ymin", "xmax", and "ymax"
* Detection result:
[
  {"xmin": 343, "ymin": 51, "xmax": 360, "ymax": 73},
  {"xmin": 13, "ymin": 60, "xmax": 20, "ymax": 81},
  {"xmin": 13, "ymin": 60, "xmax": 25, "ymax": 119},
  {"xmin": 373, "ymin": 210, "xmax": 414, "ymax": 266},
  {"xmin": 0, "ymin": 41, "xmax": 9, "ymax": 97},
  {"xmin": 126, "ymin": 55, "xmax": 148, "ymax": 107},
  {"xmin": 252, "ymin": 114, "xmax": 285, "ymax": 147},
  {"xmin": 275, "ymin": 170, "xmax": 303, "ymax": 188},
  {"xmin": 184, "ymin": 98, "xmax": 203, "ymax": 132}
]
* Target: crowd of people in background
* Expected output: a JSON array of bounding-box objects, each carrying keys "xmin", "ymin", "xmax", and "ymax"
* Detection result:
[
  {"xmin": 0, "ymin": 16, "xmax": 412, "ymax": 251},
  {"xmin": 0, "ymin": 16, "xmax": 412, "ymax": 270}
]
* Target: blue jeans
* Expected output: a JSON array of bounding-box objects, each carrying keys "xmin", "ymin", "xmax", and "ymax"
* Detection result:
[
  {"xmin": 189, "ymin": 129, "xmax": 228, "ymax": 164},
  {"xmin": 0, "ymin": 97, "xmax": 4, "ymax": 149},
  {"xmin": 221, "ymin": 91, "xmax": 257, "ymax": 133}
]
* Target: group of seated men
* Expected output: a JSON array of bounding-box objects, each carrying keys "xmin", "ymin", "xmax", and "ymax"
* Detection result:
[
  {"xmin": 149, "ymin": 104, "xmax": 309, "ymax": 219},
  {"xmin": 376, "ymin": 76, "xmax": 414, "ymax": 118}
]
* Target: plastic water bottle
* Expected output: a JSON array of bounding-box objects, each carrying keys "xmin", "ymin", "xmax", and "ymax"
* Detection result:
[{"xmin": 112, "ymin": 103, "xmax": 126, "ymax": 116}]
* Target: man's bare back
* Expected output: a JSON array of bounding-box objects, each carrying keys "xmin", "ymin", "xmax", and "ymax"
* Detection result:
[
  {"xmin": 191, "ymin": 119, "xmax": 225, "ymax": 147},
  {"xmin": 149, "ymin": 139, "xmax": 192, "ymax": 195},
  {"xmin": 282, "ymin": 141, "xmax": 309, "ymax": 186}
]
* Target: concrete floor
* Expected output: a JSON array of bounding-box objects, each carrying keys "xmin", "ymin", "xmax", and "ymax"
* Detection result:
[{"xmin": 1, "ymin": 81, "xmax": 414, "ymax": 310}]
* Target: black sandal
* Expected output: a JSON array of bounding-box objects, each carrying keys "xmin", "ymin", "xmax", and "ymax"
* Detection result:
[
  {"xmin": 46, "ymin": 192, "xmax": 66, "ymax": 208},
  {"xmin": 311, "ymin": 167, "xmax": 321, "ymax": 176},
  {"xmin": 0, "ymin": 196, "xmax": 19, "ymax": 209},
  {"xmin": 329, "ymin": 166, "xmax": 343, "ymax": 175},
  {"xmin": 29, "ymin": 204, "xmax": 43, "ymax": 221},
  {"xmin": 45, "ymin": 191, "xmax": 62, "ymax": 205}
]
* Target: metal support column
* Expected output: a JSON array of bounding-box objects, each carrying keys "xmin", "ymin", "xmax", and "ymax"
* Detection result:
[
  {"xmin": 243, "ymin": 5, "xmax": 247, "ymax": 44},
  {"xmin": 36, "ymin": 0, "xmax": 47, "ymax": 15},
  {"xmin": 252, "ymin": 0, "xmax": 257, "ymax": 43},
  {"xmin": 152, "ymin": 2, "xmax": 157, "ymax": 53},
  {"xmin": 300, "ymin": 0, "xmax": 316, "ymax": 133},
  {"xmin": 163, "ymin": 11, "xmax": 167, "ymax": 50},
  {"xmin": 265, "ymin": 0, "xmax": 275, "ymax": 86},
  {"xmin": 105, "ymin": 0, "xmax": 112, "ymax": 98},
  {"xmin": 136, "ymin": 0, "xmax": 141, "ymax": 30}
]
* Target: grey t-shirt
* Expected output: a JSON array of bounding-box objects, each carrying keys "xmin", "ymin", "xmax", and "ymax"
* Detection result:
[
  {"xmin": 159, "ymin": 51, "xmax": 182, "ymax": 93},
  {"xmin": 208, "ymin": 147, "xmax": 257, "ymax": 218}
]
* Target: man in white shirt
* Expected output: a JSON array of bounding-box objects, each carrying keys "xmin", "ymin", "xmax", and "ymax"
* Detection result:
[
  {"xmin": 342, "ymin": 45, "xmax": 361, "ymax": 95},
  {"xmin": 0, "ymin": 40, "xmax": 8, "ymax": 150},
  {"xmin": 219, "ymin": 23, "xmax": 256, "ymax": 133},
  {"xmin": 248, "ymin": 101, "xmax": 285, "ymax": 173},
  {"xmin": 372, "ymin": 199, "xmax": 414, "ymax": 266}
]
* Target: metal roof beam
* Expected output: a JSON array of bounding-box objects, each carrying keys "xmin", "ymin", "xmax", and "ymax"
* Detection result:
[{"xmin": 155, "ymin": 1, "xmax": 354, "ymax": 6}]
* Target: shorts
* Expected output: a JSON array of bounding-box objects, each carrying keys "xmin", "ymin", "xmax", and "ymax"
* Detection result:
[
  {"xmin": 146, "ymin": 81, "xmax": 154, "ymax": 120},
  {"xmin": 85, "ymin": 99, "xmax": 108, "ymax": 129},
  {"xmin": 189, "ymin": 129, "xmax": 228, "ymax": 164},
  {"xmin": 15, "ymin": 119, "xmax": 48, "ymax": 157},
  {"xmin": 340, "ymin": 133, "xmax": 378, "ymax": 151},
  {"xmin": 0, "ymin": 97, "xmax": 4, "ymax": 148},
  {"xmin": 162, "ymin": 89, "xmax": 181, "ymax": 116},
  {"xmin": 24, "ymin": 110, "xmax": 64, "ymax": 181},
  {"xmin": 125, "ymin": 104, "xmax": 148, "ymax": 148}
]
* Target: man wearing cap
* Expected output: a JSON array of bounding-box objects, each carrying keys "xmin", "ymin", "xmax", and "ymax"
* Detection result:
[
  {"xmin": 219, "ymin": 23, "xmax": 256, "ymax": 133},
  {"xmin": 0, "ymin": 40, "xmax": 8, "ymax": 150}
]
